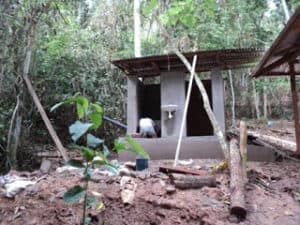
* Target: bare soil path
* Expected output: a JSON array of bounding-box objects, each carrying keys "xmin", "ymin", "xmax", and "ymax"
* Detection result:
[{"xmin": 0, "ymin": 159, "xmax": 299, "ymax": 225}]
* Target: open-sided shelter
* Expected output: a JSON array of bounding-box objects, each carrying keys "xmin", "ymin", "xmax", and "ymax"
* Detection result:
[
  {"xmin": 112, "ymin": 48, "xmax": 263, "ymax": 159},
  {"xmin": 251, "ymin": 6, "xmax": 300, "ymax": 154}
]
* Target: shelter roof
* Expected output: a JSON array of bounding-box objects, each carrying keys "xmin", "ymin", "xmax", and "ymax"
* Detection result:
[
  {"xmin": 112, "ymin": 48, "xmax": 263, "ymax": 77},
  {"xmin": 252, "ymin": 6, "xmax": 300, "ymax": 77}
]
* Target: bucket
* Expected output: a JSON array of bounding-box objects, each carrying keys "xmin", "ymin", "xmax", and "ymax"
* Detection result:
[{"xmin": 136, "ymin": 157, "xmax": 148, "ymax": 171}]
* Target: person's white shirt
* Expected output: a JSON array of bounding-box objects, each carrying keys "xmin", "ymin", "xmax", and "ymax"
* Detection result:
[{"xmin": 139, "ymin": 118, "xmax": 156, "ymax": 137}]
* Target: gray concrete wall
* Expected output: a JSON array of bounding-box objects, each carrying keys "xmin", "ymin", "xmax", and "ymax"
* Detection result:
[
  {"xmin": 160, "ymin": 72, "xmax": 186, "ymax": 137},
  {"xmin": 211, "ymin": 68, "xmax": 225, "ymax": 133}
]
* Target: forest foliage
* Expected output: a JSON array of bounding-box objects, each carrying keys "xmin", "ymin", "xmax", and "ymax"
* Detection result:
[{"xmin": 0, "ymin": 0, "xmax": 299, "ymax": 169}]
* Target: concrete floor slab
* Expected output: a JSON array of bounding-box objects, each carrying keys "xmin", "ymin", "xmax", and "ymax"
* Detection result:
[{"xmin": 118, "ymin": 136, "xmax": 275, "ymax": 162}]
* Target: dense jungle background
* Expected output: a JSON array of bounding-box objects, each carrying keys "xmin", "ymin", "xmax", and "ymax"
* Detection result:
[{"xmin": 0, "ymin": 0, "xmax": 299, "ymax": 171}]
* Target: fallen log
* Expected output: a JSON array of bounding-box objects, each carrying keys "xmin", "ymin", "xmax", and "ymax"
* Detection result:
[
  {"xmin": 171, "ymin": 174, "xmax": 216, "ymax": 189},
  {"xmin": 230, "ymin": 138, "xmax": 247, "ymax": 218},
  {"xmin": 247, "ymin": 130, "xmax": 296, "ymax": 152}
]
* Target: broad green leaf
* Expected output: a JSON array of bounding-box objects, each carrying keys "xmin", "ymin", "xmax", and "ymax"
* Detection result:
[
  {"xmin": 91, "ymin": 103, "xmax": 103, "ymax": 114},
  {"xmin": 69, "ymin": 121, "xmax": 93, "ymax": 142},
  {"xmin": 113, "ymin": 139, "xmax": 126, "ymax": 152},
  {"xmin": 80, "ymin": 146, "xmax": 95, "ymax": 161},
  {"xmin": 67, "ymin": 159, "xmax": 85, "ymax": 168},
  {"xmin": 76, "ymin": 96, "xmax": 89, "ymax": 119},
  {"xmin": 125, "ymin": 136, "xmax": 149, "ymax": 159},
  {"xmin": 87, "ymin": 134, "xmax": 103, "ymax": 148},
  {"xmin": 63, "ymin": 185, "xmax": 86, "ymax": 204},
  {"xmin": 50, "ymin": 96, "xmax": 88, "ymax": 116},
  {"xmin": 88, "ymin": 112, "xmax": 102, "ymax": 130},
  {"xmin": 143, "ymin": 0, "xmax": 158, "ymax": 15}
]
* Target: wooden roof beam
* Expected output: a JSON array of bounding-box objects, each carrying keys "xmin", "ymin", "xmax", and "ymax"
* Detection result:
[{"xmin": 255, "ymin": 48, "xmax": 300, "ymax": 77}]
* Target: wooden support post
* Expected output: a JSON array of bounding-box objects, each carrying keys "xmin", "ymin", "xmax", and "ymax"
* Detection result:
[
  {"xmin": 289, "ymin": 62, "xmax": 300, "ymax": 154},
  {"xmin": 230, "ymin": 138, "xmax": 247, "ymax": 218},
  {"xmin": 211, "ymin": 68, "xmax": 225, "ymax": 133},
  {"xmin": 23, "ymin": 75, "xmax": 69, "ymax": 162},
  {"xmin": 127, "ymin": 76, "xmax": 139, "ymax": 135}
]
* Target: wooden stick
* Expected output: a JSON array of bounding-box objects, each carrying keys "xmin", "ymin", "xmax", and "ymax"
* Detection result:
[
  {"xmin": 173, "ymin": 49, "xmax": 229, "ymax": 160},
  {"xmin": 174, "ymin": 55, "xmax": 197, "ymax": 166},
  {"xmin": 23, "ymin": 75, "xmax": 69, "ymax": 162},
  {"xmin": 230, "ymin": 138, "xmax": 247, "ymax": 218},
  {"xmin": 159, "ymin": 166, "xmax": 207, "ymax": 176}
]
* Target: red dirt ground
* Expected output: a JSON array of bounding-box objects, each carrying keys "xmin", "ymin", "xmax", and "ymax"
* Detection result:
[{"xmin": 0, "ymin": 159, "xmax": 299, "ymax": 225}]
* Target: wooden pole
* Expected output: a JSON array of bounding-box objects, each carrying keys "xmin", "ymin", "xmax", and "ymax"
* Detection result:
[
  {"xmin": 174, "ymin": 55, "xmax": 197, "ymax": 166},
  {"xmin": 173, "ymin": 49, "xmax": 229, "ymax": 160},
  {"xmin": 23, "ymin": 75, "xmax": 69, "ymax": 162},
  {"xmin": 289, "ymin": 62, "xmax": 300, "ymax": 154}
]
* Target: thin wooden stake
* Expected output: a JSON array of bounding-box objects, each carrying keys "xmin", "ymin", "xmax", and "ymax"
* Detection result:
[
  {"xmin": 174, "ymin": 55, "xmax": 197, "ymax": 166},
  {"xmin": 23, "ymin": 75, "xmax": 69, "ymax": 162}
]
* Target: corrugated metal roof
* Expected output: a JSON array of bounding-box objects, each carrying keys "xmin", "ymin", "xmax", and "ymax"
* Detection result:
[
  {"xmin": 112, "ymin": 48, "xmax": 263, "ymax": 77},
  {"xmin": 252, "ymin": 6, "xmax": 300, "ymax": 77}
]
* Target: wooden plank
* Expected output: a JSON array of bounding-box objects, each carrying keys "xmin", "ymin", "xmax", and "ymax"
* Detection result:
[{"xmin": 159, "ymin": 166, "xmax": 207, "ymax": 176}]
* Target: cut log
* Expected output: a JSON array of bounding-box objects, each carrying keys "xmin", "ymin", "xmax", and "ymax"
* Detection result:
[
  {"xmin": 230, "ymin": 138, "xmax": 247, "ymax": 218},
  {"xmin": 171, "ymin": 174, "xmax": 216, "ymax": 189},
  {"xmin": 159, "ymin": 166, "xmax": 207, "ymax": 176}
]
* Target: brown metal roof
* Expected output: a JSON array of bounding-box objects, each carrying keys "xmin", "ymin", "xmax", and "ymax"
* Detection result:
[
  {"xmin": 252, "ymin": 6, "xmax": 300, "ymax": 77},
  {"xmin": 112, "ymin": 48, "xmax": 263, "ymax": 77}
]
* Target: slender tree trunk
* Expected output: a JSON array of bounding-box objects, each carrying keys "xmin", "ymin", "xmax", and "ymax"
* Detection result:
[
  {"xmin": 6, "ymin": 95, "xmax": 22, "ymax": 168},
  {"xmin": 228, "ymin": 70, "xmax": 236, "ymax": 127},
  {"xmin": 281, "ymin": 0, "xmax": 290, "ymax": 23},
  {"xmin": 134, "ymin": 0, "xmax": 141, "ymax": 57},
  {"xmin": 263, "ymin": 85, "xmax": 268, "ymax": 119},
  {"xmin": 252, "ymin": 80, "xmax": 260, "ymax": 119}
]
